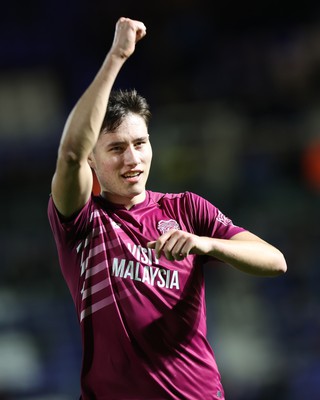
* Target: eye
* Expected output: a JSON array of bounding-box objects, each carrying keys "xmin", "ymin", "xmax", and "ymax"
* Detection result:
[
  {"xmin": 135, "ymin": 140, "xmax": 146, "ymax": 148},
  {"xmin": 110, "ymin": 146, "xmax": 123, "ymax": 152}
]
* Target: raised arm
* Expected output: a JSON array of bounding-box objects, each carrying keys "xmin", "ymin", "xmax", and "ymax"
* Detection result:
[{"xmin": 51, "ymin": 18, "xmax": 147, "ymax": 217}]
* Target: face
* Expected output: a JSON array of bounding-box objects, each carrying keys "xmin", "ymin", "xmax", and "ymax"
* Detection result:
[{"xmin": 88, "ymin": 113, "xmax": 152, "ymax": 208}]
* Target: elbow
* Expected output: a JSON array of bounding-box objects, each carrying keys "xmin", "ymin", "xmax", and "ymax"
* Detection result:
[
  {"xmin": 59, "ymin": 148, "xmax": 81, "ymax": 165},
  {"xmin": 254, "ymin": 250, "xmax": 287, "ymax": 277},
  {"xmin": 279, "ymin": 253, "xmax": 287, "ymax": 273},
  {"xmin": 58, "ymin": 142, "xmax": 87, "ymax": 167},
  {"xmin": 270, "ymin": 251, "xmax": 287, "ymax": 276}
]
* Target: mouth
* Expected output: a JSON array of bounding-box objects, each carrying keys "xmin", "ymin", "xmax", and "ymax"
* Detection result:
[{"xmin": 122, "ymin": 171, "xmax": 143, "ymax": 181}]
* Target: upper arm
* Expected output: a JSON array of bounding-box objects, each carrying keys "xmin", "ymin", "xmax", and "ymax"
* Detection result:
[
  {"xmin": 51, "ymin": 152, "xmax": 93, "ymax": 218},
  {"xmin": 229, "ymin": 230, "xmax": 267, "ymax": 243}
]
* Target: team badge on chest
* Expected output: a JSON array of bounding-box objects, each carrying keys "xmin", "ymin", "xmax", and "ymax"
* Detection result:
[{"xmin": 157, "ymin": 219, "xmax": 180, "ymax": 234}]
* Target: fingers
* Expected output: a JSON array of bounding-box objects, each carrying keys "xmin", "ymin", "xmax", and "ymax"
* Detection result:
[
  {"xmin": 162, "ymin": 234, "xmax": 188, "ymax": 261},
  {"xmin": 116, "ymin": 17, "xmax": 147, "ymax": 42},
  {"xmin": 147, "ymin": 230, "xmax": 195, "ymax": 261},
  {"xmin": 112, "ymin": 17, "xmax": 146, "ymax": 59},
  {"xmin": 132, "ymin": 20, "xmax": 147, "ymax": 42},
  {"xmin": 147, "ymin": 241, "xmax": 156, "ymax": 249},
  {"xmin": 148, "ymin": 230, "xmax": 174, "ymax": 260}
]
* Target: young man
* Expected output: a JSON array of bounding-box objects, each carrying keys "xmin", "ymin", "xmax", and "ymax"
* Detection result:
[{"xmin": 48, "ymin": 17, "xmax": 287, "ymax": 400}]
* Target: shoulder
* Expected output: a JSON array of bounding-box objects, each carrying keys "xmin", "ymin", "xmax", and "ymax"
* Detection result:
[{"xmin": 48, "ymin": 194, "xmax": 102, "ymax": 240}]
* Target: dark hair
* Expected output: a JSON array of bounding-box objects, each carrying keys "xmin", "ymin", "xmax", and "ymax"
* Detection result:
[{"xmin": 100, "ymin": 89, "xmax": 151, "ymax": 133}]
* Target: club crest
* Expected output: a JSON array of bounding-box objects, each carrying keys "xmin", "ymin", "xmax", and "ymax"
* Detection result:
[
  {"xmin": 157, "ymin": 219, "xmax": 180, "ymax": 234},
  {"xmin": 216, "ymin": 210, "xmax": 233, "ymax": 226}
]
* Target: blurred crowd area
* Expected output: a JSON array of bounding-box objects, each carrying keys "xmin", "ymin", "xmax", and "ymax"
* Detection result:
[{"xmin": 0, "ymin": 1, "xmax": 320, "ymax": 399}]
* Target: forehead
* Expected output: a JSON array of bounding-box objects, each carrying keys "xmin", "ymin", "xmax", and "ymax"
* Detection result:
[{"xmin": 100, "ymin": 113, "xmax": 148, "ymax": 144}]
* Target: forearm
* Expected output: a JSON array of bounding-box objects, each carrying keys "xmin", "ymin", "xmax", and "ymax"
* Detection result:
[
  {"xmin": 148, "ymin": 229, "xmax": 287, "ymax": 277},
  {"xmin": 207, "ymin": 236, "xmax": 287, "ymax": 276},
  {"xmin": 59, "ymin": 52, "xmax": 126, "ymax": 162}
]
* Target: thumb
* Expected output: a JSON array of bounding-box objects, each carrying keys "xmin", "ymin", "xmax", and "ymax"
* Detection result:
[{"xmin": 147, "ymin": 241, "xmax": 156, "ymax": 249}]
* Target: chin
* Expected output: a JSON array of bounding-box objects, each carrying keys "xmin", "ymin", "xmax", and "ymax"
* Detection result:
[
  {"xmin": 129, "ymin": 184, "xmax": 145, "ymax": 194},
  {"xmin": 128, "ymin": 187, "xmax": 145, "ymax": 199}
]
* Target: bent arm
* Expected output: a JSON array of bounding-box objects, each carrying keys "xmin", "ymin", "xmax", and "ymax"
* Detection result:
[
  {"xmin": 148, "ymin": 230, "xmax": 287, "ymax": 277},
  {"xmin": 206, "ymin": 231, "xmax": 287, "ymax": 276},
  {"xmin": 51, "ymin": 18, "xmax": 147, "ymax": 217}
]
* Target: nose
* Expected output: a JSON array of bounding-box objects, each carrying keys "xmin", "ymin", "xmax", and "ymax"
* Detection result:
[{"xmin": 123, "ymin": 145, "xmax": 140, "ymax": 166}]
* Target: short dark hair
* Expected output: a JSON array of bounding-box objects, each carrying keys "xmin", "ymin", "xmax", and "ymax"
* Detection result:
[{"xmin": 100, "ymin": 89, "xmax": 151, "ymax": 133}]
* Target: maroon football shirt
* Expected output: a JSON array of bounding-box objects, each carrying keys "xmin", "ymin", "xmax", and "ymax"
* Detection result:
[{"xmin": 48, "ymin": 190, "xmax": 245, "ymax": 399}]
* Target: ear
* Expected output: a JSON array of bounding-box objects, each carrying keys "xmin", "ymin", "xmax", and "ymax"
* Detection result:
[
  {"xmin": 92, "ymin": 169, "xmax": 101, "ymax": 195},
  {"xmin": 87, "ymin": 152, "xmax": 95, "ymax": 169}
]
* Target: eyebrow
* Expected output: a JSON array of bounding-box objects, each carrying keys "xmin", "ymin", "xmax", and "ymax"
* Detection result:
[
  {"xmin": 107, "ymin": 140, "xmax": 126, "ymax": 148},
  {"xmin": 106, "ymin": 136, "xmax": 149, "ymax": 148}
]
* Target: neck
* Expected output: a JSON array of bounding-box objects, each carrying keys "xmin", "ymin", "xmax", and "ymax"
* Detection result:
[{"xmin": 100, "ymin": 190, "xmax": 146, "ymax": 209}]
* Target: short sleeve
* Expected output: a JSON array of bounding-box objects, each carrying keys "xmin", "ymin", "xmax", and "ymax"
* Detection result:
[
  {"xmin": 184, "ymin": 192, "xmax": 246, "ymax": 239},
  {"xmin": 47, "ymin": 195, "xmax": 94, "ymax": 303}
]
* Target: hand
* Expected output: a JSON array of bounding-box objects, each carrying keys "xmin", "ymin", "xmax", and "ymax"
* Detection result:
[
  {"xmin": 147, "ymin": 230, "xmax": 212, "ymax": 261},
  {"xmin": 111, "ymin": 17, "xmax": 147, "ymax": 59}
]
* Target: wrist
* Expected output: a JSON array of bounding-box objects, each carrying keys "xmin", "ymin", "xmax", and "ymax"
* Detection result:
[{"xmin": 108, "ymin": 47, "xmax": 132, "ymax": 62}]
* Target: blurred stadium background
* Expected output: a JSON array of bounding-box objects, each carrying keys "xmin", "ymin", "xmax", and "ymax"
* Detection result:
[{"xmin": 1, "ymin": 1, "xmax": 320, "ymax": 399}]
